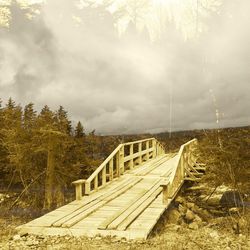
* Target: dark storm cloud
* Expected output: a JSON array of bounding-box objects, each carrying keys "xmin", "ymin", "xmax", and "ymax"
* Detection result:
[{"xmin": 0, "ymin": 0, "xmax": 249, "ymax": 134}]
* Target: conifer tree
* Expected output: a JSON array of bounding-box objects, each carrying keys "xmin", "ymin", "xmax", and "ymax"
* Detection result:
[
  {"xmin": 75, "ymin": 121, "xmax": 85, "ymax": 138},
  {"xmin": 23, "ymin": 103, "xmax": 37, "ymax": 130},
  {"xmin": 56, "ymin": 106, "xmax": 72, "ymax": 135}
]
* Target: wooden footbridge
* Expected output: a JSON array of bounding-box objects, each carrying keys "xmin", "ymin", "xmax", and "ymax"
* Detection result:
[{"xmin": 17, "ymin": 138, "xmax": 205, "ymax": 240}]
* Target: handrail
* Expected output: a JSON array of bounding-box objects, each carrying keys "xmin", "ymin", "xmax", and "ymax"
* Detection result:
[
  {"xmin": 87, "ymin": 144, "xmax": 123, "ymax": 183},
  {"xmin": 72, "ymin": 137, "xmax": 165, "ymax": 199},
  {"xmin": 162, "ymin": 139, "xmax": 198, "ymax": 201}
]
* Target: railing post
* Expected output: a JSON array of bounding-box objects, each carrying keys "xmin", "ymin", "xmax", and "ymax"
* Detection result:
[
  {"xmin": 72, "ymin": 179, "xmax": 86, "ymax": 200},
  {"xmin": 156, "ymin": 141, "xmax": 159, "ymax": 156},
  {"xmin": 146, "ymin": 140, "xmax": 149, "ymax": 161},
  {"xmin": 153, "ymin": 139, "xmax": 157, "ymax": 158},
  {"xmin": 160, "ymin": 180, "xmax": 170, "ymax": 205},
  {"xmin": 109, "ymin": 159, "xmax": 113, "ymax": 181},
  {"xmin": 85, "ymin": 181, "xmax": 91, "ymax": 195},
  {"xmin": 116, "ymin": 151, "xmax": 120, "ymax": 177},
  {"xmin": 138, "ymin": 142, "xmax": 142, "ymax": 165},
  {"xmin": 102, "ymin": 166, "xmax": 106, "ymax": 186},
  {"xmin": 94, "ymin": 176, "xmax": 98, "ymax": 191},
  {"xmin": 119, "ymin": 145, "xmax": 124, "ymax": 174},
  {"xmin": 129, "ymin": 144, "xmax": 134, "ymax": 169}
]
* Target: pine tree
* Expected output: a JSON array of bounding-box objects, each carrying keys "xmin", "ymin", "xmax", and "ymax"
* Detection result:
[
  {"xmin": 23, "ymin": 103, "xmax": 37, "ymax": 130},
  {"xmin": 75, "ymin": 121, "xmax": 85, "ymax": 138},
  {"xmin": 56, "ymin": 106, "xmax": 72, "ymax": 135}
]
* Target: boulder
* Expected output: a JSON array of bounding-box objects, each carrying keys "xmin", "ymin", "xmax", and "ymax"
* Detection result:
[
  {"xmin": 188, "ymin": 222, "xmax": 199, "ymax": 230},
  {"xmin": 209, "ymin": 230, "xmax": 219, "ymax": 239},
  {"xmin": 178, "ymin": 204, "xmax": 187, "ymax": 215},
  {"xmin": 185, "ymin": 209, "xmax": 195, "ymax": 222},
  {"xmin": 166, "ymin": 209, "xmax": 182, "ymax": 224},
  {"xmin": 175, "ymin": 196, "xmax": 186, "ymax": 205},
  {"xmin": 195, "ymin": 208, "xmax": 213, "ymax": 221},
  {"xmin": 206, "ymin": 195, "xmax": 222, "ymax": 206},
  {"xmin": 238, "ymin": 218, "xmax": 248, "ymax": 234},
  {"xmin": 194, "ymin": 215, "xmax": 203, "ymax": 223},
  {"xmin": 186, "ymin": 202, "xmax": 195, "ymax": 210},
  {"xmin": 13, "ymin": 235, "xmax": 21, "ymax": 241},
  {"xmin": 220, "ymin": 191, "xmax": 244, "ymax": 208}
]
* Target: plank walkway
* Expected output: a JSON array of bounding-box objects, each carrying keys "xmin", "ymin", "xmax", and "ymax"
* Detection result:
[{"xmin": 17, "ymin": 138, "xmax": 203, "ymax": 240}]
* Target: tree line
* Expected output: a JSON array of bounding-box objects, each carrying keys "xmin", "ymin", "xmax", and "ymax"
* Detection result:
[{"xmin": 0, "ymin": 98, "xmax": 121, "ymax": 210}]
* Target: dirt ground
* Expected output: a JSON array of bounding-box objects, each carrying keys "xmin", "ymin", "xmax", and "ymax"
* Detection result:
[
  {"xmin": 1, "ymin": 184, "xmax": 249, "ymax": 250},
  {"xmin": 0, "ymin": 209, "xmax": 249, "ymax": 250}
]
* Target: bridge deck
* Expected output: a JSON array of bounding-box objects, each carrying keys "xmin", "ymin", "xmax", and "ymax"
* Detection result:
[{"xmin": 17, "ymin": 154, "xmax": 180, "ymax": 240}]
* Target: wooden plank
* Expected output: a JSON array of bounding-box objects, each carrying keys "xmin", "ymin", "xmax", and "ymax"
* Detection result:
[
  {"xmin": 106, "ymin": 179, "xmax": 162, "ymax": 230},
  {"xmin": 51, "ymin": 177, "xmax": 138, "ymax": 227},
  {"xmin": 117, "ymin": 187, "xmax": 162, "ymax": 231},
  {"xmin": 98, "ymin": 180, "xmax": 160, "ymax": 230},
  {"xmin": 135, "ymin": 155, "xmax": 169, "ymax": 176},
  {"xmin": 60, "ymin": 177, "xmax": 142, "ymax": 228},
  {"xmin": 131, "ymin": 155, "xmax": 166, "ymax": 174}
]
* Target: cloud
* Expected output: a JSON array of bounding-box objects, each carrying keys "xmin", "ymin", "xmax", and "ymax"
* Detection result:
[{"xmin": 0, "ymin": 0, "xmax": 249, "ymax": 135}]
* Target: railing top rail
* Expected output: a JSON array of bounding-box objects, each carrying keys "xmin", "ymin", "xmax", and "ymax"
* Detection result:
[
  {"xmin": 86, "ymin": 137, "xmax": 158, "ymax": 183},
  {"xmin": 123, "ymin": 137, "xmax": 155, "ymax": 146},
  {"xmin": 87, "ymin": 144, "xmax": 123, "ymax": 182},
  {"xmin": 168, "ymin": 138, "xmax": 197, "ymax": 184},
  {"xmin": 178, "ymin": 138, "xmax": 197, "ymax": 155},
  {"xmin": 84, "ymin": 137, "xmax": 168, "ymax": 186}
]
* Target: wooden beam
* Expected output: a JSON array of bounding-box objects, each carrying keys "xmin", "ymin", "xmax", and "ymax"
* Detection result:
[{"xmin": 72, "ymin": 179, "xmax": 86, "ymax": 200}]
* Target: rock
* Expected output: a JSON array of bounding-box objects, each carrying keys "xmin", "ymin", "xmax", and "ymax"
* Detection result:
[
  {"xmin": 188, "ymin": 222, "xmax": 199, "ymax": 230},
  {"xmin": 206, "ymin": 195, "xmax": 222, "ymax": 206},
  {"xmin": 194, "ymin": 215, "xmax": 203, "ymax": 224},
  {"xmin": 20, "ymin": 232, "xmax": 29, "ymax": 237},
  {"xmin": 166, "ymin": 209, "xmax": 182, "ymax": 224},
  {"xmin": 195, "ymin": 208, "xmax": 213, "ymax": 221},
  {"xmin": 186, "ymin": 202, "xmax": 195, "ymax": 210},
  {"xmin": 178, "ymin": 204, "xmax": 187, "ymax": 215},
  {"xmin": 26, "ymin": 240, "xmax": 34, "ymax": 246},
  {"xmin": 209, "ymin": 231, "xmax": 219, "ymax": 239},
  {"xmin": 229, "ymin": 207, "xmax": 240, "ymax": 213},
  {"xmin": 13, "ymin": 234, "xmax": 21, "ymax": 241},
  {"xmin": 175, "ymin": 196, "xmax": 185, "ymax": 205},
  {"xmin": 220, "ymin": 191, "xmax": 244, "ymax": 208},
  {"xmin": 185, "ymin": 209, "xmax": 195, "ymax": 222},
  {"xmin": 238, "ymin": 218, "xmax": 248, "ymax": 233}
]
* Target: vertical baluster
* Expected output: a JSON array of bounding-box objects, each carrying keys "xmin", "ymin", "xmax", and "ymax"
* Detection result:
[
  {"xmin": 138, "ymin": 142, "xmax": 142, "ymax": 165},
  {"xmin": 85, "ymin": 181, "xmax": 91, "ymax": 195},
  {"xmin": 102, "ymin": 166, "xmax": 106, "ymax": 186},
  {"xmin": 94, "ymin": 175, "xmax": 98, "ymax": 191},
  {"xmin": 109, "ymin": 159, "xmax": 113, "ymax": 181},
  {"xmin": 129, "ymin": 144, "xmax": 134, "ymax": 169},
  {"xmin": 180, "ymin": 152, "xmax": 185, "ymax": 179},
  {"xmin": 146, "ymin": 140, "xmax": 149, "ymax": 161},
  {"xmin": 153, "ymin": 139, "xmax": 157, "ymax": 158},
  {"xmin": 116, "ymin": 152, "xmax": 120, "ymax": 177},
  {"xmin": 119, "ymin": 145, "xmax": 124, "ymax": 174}
]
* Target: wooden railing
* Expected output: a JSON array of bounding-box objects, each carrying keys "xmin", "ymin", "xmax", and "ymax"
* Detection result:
[
  {"xmin": 72, "ymin": 138, "xmax": 165, "ymax": 200},
  {"xmin": 161, "ymin": 139, "xmax": 198, "ymax": 204}
]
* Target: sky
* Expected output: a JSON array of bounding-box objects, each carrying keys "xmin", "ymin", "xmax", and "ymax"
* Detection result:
[{"xmin": 0, "ymin": 0, "xmax": 249, "ymax": 135}]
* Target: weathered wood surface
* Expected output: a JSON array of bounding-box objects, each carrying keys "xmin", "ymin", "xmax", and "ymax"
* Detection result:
[{"xmin": 17, "ymin": 138, "xmax": 201, "ymax": 240}]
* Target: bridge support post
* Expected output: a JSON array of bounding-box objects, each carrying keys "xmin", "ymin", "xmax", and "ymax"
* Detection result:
[
  {"xmin": 160, "ymin": 180, "xmax": 171, "ymax": 205},
  {"xmin": 72, "ymin": 179, "xmax": 86, "ymax": 200}
]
